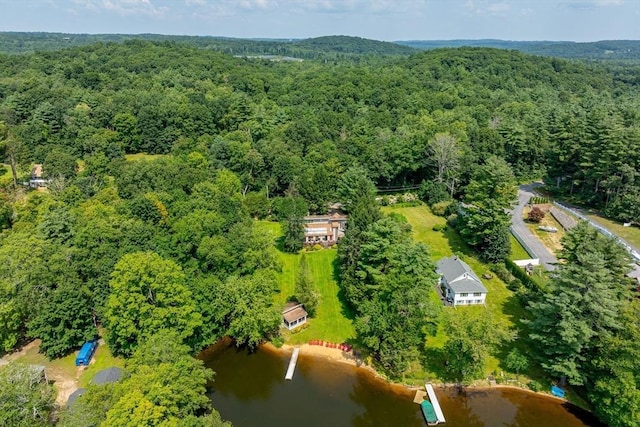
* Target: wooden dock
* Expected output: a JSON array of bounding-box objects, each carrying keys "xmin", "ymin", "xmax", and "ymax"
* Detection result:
[
  {"xmin": 425, "ymin": 383, "xmax": 446, "ymax": 424},
  {"xmin": 285, "ymin": 348, "xmax": 300, "ymax": 380},
  {"xmin": 413, "ymin": 389, "xmax": 427, "ymax": 404}
]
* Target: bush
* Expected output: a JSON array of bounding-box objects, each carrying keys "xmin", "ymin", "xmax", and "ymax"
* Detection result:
[
  {"xmin": 290, "ymin": 322, "xmax": 310, "ymax": 334},
  {"xmin": 490, "ymin": 263, "xmax": 514, "ymax": 285},
  {"xmin": 431, "ymin": 200, "xmax": 452, "ymax": 216},
  {"xmin": 529, "ymin": 196, "xmax": 549, "ymax": 205},
  {"xmin": 527, "ymin": 206, "xmax": 545, "ymax": 223},
  {"xmin": 419, "ymin": 180, "xmax": 450, "ymax": 205},
  {"xmin": 432, "ymin": 223, "xmax": 447, "ymax": 232},
  {"xmin": 505, "ymin": 259, "xmax": 547, "ymax": 293},
  {"xmin": 446, "ymin": 213, "xmax": 459, "ymax": 227},
  {"xmin": 271, "ymin": 335, "xmax": 285, "ymax": 348},
  {"xmin": 401, "ymin": 192, "xmax": 418, "ymax": 203},
  {"xmin": 528, "ymin": 380, "xmax": 542, "ymax": 392},
  {"xmin": 444, "ymin": 200, "xmax": 460, "ymax": 217}
]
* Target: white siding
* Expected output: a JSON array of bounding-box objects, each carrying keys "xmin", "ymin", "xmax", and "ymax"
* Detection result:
[{"xmin": 453, "ymin": 292, "xmax": 486, "ymax": 306}]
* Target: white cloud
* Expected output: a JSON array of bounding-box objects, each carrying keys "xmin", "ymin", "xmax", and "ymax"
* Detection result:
[
  {"xmin": 465, "ymin": 0, "xmax": 510, "ymax": 15},
  {"xmin": 562, "ymin": 0, "xmax": 625, "ymax": 9},
  {"xmin": 71, "ymin": 0, "xmax": 168, "ymax": 17}
]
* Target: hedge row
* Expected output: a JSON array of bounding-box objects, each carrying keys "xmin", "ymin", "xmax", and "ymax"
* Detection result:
[{"xmin": 505, "ymin": 258, "xmax": 547, "ymax": 293}]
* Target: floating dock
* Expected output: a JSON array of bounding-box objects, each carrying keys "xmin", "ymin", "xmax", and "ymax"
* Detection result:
[
  {"xmin": 285, "ymin": 348, "xmax": 300, "ymax": 380},
  {"xmin": 425, "ymin": 383, "xmax": 446, "ymax": 424}
]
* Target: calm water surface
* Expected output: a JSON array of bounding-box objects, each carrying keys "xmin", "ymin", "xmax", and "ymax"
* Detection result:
[{"xmin": 201, "ymin": 343, "xmax": 605, "ymax": 427}]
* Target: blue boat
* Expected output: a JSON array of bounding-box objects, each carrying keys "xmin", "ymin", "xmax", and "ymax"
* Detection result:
[
  {"xmin": 551, "ymin": 385, "xmax": 565, "ymax": 398},
  {"xmin": 421, "ymin": 399, "xmax": 439, "ymax": 426}
]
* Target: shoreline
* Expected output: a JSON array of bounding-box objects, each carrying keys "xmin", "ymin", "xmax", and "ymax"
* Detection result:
[{"xmin": 262, "ymin": 341, "xmax": 577, "ymax": 405}]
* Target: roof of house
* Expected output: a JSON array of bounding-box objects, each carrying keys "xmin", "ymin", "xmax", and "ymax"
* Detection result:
[
  {"xmin": 304, "ymin": 213, "xmax": 348, "ymax": 222},
  {"xmin": 627, "ymin": 265, "xmax": 640, "ymax": 282},
  {"xmin": 437, "ymin": 256, "xmax": 487, "ymax": 294},
  {"xmin": 31, "ymin": 164, "xmax": 43, "ymax": 179},
  {"xmin": 282, "ymin": 303, "xmax": 308, "ymax": 323},
  {"xmin": 90, "ymin": 367, "xmax": 124, "ymax": 385}
]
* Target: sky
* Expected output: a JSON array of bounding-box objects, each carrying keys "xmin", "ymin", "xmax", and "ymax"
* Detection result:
[{"xmin": 0, "ymin": 0, "xmax": 639, "ymax": 42}]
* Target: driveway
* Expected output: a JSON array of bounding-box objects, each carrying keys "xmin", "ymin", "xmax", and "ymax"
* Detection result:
[{"xmin": 511, "ymin": 183, "xmax": 558, "ymax": 271}]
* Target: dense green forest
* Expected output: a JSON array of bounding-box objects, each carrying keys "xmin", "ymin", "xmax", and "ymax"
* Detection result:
[{"xmin": 1, "ymin": 37, "xmax": 640, "ymax": 426}]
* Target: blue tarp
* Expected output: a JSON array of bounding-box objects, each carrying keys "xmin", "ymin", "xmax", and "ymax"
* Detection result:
[
  {"xmin": 75, "ymin": 341, "xmax": 97, "ymax": 366},
  {"xmin": 551, "ymin": 385, "xmax": 565, "ymax": 398}
]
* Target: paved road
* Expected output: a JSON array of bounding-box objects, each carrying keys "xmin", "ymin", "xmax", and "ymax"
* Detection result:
[{"xmin": 511, "ymin": 183, "xmax": 558, "ymax": 271}]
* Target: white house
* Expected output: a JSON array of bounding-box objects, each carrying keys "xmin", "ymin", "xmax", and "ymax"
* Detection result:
[
  {"xmin": 436, "ymin": 256, "xmax": 487, "ymax": 306},
  {"xmin": 282, "ymin": 302, "xmax": 308, "ymax": 330}
]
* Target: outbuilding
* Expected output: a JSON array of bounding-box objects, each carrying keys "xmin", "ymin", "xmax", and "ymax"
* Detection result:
[{"xmin": 282, "ymin": 302, "xmax": 308, "ymax": 330}]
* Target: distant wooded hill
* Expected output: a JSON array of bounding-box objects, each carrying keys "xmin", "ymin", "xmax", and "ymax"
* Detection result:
[
  {"xmin": 0, "ymin": 33, "xmax": 415, "ymax": 58},
  {"xmin": 397, "ymin": 39, "xmax": 640, "ymax": 60},
  {"xmin": 3, "ymin": 32, "xmax": 639, "ymax": 61}
]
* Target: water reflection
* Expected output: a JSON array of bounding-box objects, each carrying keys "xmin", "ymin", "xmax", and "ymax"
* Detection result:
[{"xmin": 201, "ymin": 342, "xmax": 603, "ymax": 427}]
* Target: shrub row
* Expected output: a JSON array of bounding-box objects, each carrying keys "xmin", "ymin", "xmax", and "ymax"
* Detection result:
[{"xmin": 505, "ymin": 259, "xmax": 547, "ymax": 293}]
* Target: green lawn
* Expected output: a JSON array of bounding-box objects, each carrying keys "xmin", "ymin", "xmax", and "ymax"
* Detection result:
[
  {"xmin": 256, "ymin": 221, "xmax": 355, "ymax": 345},
  {"xmin": 0, "ymin": 163, "xmax": 13, "ymax": 185},
  {"xmin": 382, "ymin": 205, "xmax": 531, "ymax": 381},
  {"xmin": 584, "ymin": 213, "xmax": 640, "ymax": 249},
  {"xmin": 509, "ymin": 235, "xmax": 531, "ymax": 260}
]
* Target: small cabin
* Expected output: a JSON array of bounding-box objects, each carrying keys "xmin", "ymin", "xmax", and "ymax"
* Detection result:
[
  {"xmin": 29, "ymin": 164, "xmax": 48, "ymax": 188},
  {"xmin": 282, "ymin": 302, "xmax": 308, "ymax": 330},
  {"xmin": 75, "ymin": 341, "xmax": 98, "ymax": 367}
]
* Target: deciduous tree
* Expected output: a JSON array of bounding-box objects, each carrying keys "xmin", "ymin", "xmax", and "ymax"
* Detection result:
[{"xmin": 104, "ymin": 252, "xmax": 202, "ymax": 356}]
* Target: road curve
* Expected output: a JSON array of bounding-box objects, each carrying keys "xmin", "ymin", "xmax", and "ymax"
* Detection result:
[{"xmin": 511, "ymin": 183, "xmax": 558, "ymax": 271}]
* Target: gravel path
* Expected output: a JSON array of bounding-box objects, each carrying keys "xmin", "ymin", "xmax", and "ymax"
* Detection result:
[{"xmin": 511, "ymin": 183, "xmax": 558, "ymax": 271}]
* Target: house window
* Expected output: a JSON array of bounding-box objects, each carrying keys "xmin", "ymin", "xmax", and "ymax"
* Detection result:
[
  {"xmin": 460, "ymin": 293, "xmax": 468, "ymax": 297},
  {"xmin": 475, "ymin": 299, "xmax": 482, "ymax": 304},
  {"xmin": 473, "ymin": 292, "xmax": 482, "ymax": 297}
]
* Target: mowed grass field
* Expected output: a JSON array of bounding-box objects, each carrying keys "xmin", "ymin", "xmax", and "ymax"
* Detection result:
[
  {"xmin": 255, "ymin": 221, "xmax": 355, "ymax": 345},
  {"xmin": 382, "ymin": 205, "xmax": 530, "ymax": 380},
  {"xmin": 585, "ymin": 212, "xmax": 640, "ymax": 250}
]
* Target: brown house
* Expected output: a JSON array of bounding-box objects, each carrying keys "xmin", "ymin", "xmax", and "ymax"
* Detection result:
[{"xmin": 303, "ymin": 212, "xmax": 347, "ymax": 246}]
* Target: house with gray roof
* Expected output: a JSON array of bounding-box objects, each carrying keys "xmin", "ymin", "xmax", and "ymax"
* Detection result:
[{"xmin": 436, "ymin": 256, "xmax": 487, "ymax": 306}]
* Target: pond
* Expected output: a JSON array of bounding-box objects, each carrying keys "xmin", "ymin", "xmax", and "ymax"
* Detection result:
[{"xmin": 201, "ymin": 342, "xmax": 605, "ymax": 427}]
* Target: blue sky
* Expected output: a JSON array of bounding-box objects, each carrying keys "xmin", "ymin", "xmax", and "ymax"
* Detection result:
[{"xmin": 0, "ymin": 0, "xmax": 638, "ymax": 42}]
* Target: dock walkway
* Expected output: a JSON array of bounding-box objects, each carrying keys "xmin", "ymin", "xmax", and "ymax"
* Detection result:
[
  {"xmin": 425, "ymin": 383, "xmax": 446, "ymax": 424},
  {"xmin": 285, "ymin": 348, "xmax": 300, "ymax": 380}
]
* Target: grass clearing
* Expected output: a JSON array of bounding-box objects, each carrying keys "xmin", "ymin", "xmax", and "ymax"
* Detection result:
[
  {"xmin": 124, "ymin": 153, "xmax": 167, "ymax": 162},
  {"xmin": 4, "ymin": 339, "xmax": 124, "ymax": 404},
  {"xmin": 257, "ymin": 220, "xmax": 355, "ymax": 345},
  {"xmin": 584, "ymin": 213, "xmax": 640, "ymax": 249},
  {"xmin": 0, "ymin": 163, "xmax": 13, "ymax": 186},
  {"xmin": 523, "ymin": 205, "xmax": 566, "ymax": 255}
]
